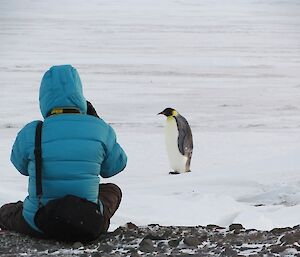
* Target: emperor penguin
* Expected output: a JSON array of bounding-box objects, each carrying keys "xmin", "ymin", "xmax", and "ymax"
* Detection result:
[{"xmin": 158, "ymin": 107, "xmax": 193, "ymax": 174}]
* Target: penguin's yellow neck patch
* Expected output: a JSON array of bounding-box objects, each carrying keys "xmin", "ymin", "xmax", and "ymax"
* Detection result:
[{"xmin": 172, "ymin": 110, "xmax": 178, "ymax": 116}]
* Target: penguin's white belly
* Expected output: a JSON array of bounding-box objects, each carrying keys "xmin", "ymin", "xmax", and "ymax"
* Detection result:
[{"xmin": 164, "ymin": 118, "xmax": 187, "ymax": 173}]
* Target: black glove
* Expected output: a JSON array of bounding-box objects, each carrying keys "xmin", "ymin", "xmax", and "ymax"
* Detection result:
[{"xmin": 86, "ymin": 101, "xmax": 99, "ymax": 118}]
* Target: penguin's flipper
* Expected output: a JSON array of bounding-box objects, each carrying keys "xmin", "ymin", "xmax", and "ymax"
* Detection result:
[
  {"xmin": 169, "ymin": 171, "xmax": 181, "ymax": 175},
  {"xmin": 174, "ymin": 115, "xmax": 193, "ymax": 157},
  {"xmin": 185, "ymin": 155, "xmax": 192, "ymax": 172}
]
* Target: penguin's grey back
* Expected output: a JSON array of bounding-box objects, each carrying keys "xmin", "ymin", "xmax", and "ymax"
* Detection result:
[{"xmin": 174, "ymin": 114, "xmax": 193, "ymax": 158}]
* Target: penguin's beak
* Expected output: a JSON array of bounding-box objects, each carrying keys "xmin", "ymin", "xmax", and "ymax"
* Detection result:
[{"xmin": 157, "ymin": 111, "xmax": 164, "ymax": 115}]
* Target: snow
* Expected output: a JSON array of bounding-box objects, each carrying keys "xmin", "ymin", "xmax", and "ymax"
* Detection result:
[{"xmin": 0, "ymin": 0, "xmax": 300, "ymax": 232}]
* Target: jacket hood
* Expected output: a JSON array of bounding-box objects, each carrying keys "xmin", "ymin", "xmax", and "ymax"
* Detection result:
[{"xmin": 39, "ymin": 65, "xmax": 87, "ymax": 118}]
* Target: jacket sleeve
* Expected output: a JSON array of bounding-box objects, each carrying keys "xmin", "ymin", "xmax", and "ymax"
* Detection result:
[
  {"xmin": 100, "ymin": 126, "xmax": 127, "ymax": 178},
  {"xmin": 10, "ymin": 125, "xmax": 31, "ymax": 176}
]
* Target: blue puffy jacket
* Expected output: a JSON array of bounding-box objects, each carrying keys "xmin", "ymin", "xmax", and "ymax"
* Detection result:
[{"xmin": 10, "ymin": 65, "xmax": 127, "ymax": 232}]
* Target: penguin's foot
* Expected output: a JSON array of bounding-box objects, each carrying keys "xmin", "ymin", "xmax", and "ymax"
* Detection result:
[
  {"xmin": 186, "ymin": 170, "xmax": 191, "ymax": 173},
  {"xmin": 169, "ymin": 171, "xmax": 181, "ymax": 175}
]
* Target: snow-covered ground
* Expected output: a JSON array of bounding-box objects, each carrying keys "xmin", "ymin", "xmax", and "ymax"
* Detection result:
[{"xmin": 0, "ymin": 0, "xmax": 299, "ymax": 231}]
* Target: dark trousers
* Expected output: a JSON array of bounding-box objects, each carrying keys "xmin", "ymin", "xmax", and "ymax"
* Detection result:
[
  {"xmin": 99, "ymin": 183, "xmax": 122, "ymax": 233},
  {"xmin": 0, "ymin": 183, "xmax": 122, "ymax": 238}
]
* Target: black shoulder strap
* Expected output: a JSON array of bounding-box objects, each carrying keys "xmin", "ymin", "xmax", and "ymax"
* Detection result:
[{"xmin": 34, "ymin": 121, "xmax": 43, "ymax": 206}]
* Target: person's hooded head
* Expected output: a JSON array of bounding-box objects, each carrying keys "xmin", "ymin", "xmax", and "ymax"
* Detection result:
[{"xmin": 39, "ymin": 65, "xmax": 87, "ymax": 118}]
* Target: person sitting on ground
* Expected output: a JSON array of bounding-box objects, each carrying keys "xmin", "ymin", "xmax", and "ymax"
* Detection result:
[{"xmin": 0, "ymin": 65, "xmax": 127, "ymax": 242}]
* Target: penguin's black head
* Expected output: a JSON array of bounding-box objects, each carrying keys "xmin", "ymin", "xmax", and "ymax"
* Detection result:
[{"xmin": 158, "ymin": 107, "xmax": 176, "ymax": 117}]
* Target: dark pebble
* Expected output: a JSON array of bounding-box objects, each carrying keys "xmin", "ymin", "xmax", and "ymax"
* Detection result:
[
  {"xmin": 127, "ymin": 222, "xmax": 139, "ymax": 230},
  {"xmin": 280, "ymin": 231, "xmax": 300, "ymax": 245},
  {"xmin": 98, "ymin": 243, "xmax": 114, "ymax": 253},
  {"xmin": 239, "ymin": 246, "xmax": 260, "ymax": 251},
  {"xmin": 270, "ymin": 227, "xmax": 292, "ymax": 235},
  {"xmin": 47, "ymin": 246, "xmax": 61, "ymax": 253},
  {"xmin": 221, "ymin": 246, "xmax": 238, "ymax": 257},
  {"xmin": 111, "ymin": 227, "xmax": 125, "ymax": 236},
  {"xmin": 72, "ymin": 241, "xmax": 84, "ymax": 248},
  {"xmin": 183, "ymin": 236, "xmax": 201, "ymax": 247},
  {"xmin": 162, "ymin": 228, "xmax": 173, "ymax": 238},
  {"xmin": 91, "ymin": 253, "xmax": 102, "ymax": 257},
  {"xmin": 144, "ymin": 232, "xmax": 166, "ymax": 240},
  {"xmin": 139, "ymin": 238, "xmax": 155, "ymax": 253},
  {"xmin": 232, "ymin": 240, "xmax": 243, "ymax": 246},
  {"xmin": 168, "ymin": 238, "xmax": 181, "ymax": 247},
  {"xmin": 130, "ymin": 250, "xmax": 142, "ymax": 257},
  {"xmin": 269, "ymin": 245, "xmax": 288, "ymax": 253},
  {"xmin": 229, "ymin": 224, "xmax": 244, "ymax": 232},
  {"xmin": 32, "ymin": 243, "xmax": 46, "ymax": 251}
]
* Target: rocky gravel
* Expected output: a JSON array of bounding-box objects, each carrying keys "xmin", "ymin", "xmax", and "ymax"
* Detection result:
[{"xmin": 1, "ymin": 223, "xmax": 300, "ymax": 256}]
